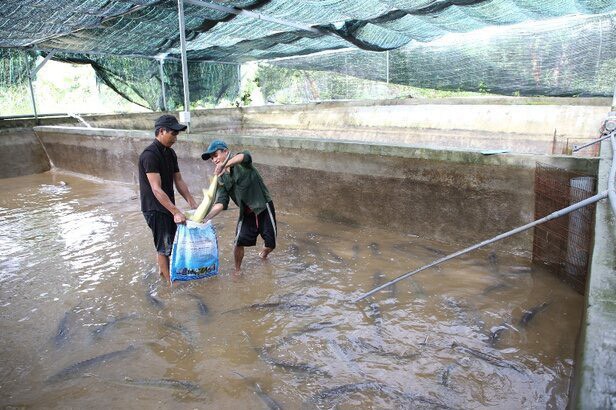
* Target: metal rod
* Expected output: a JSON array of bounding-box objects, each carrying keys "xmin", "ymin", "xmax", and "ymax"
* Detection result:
[
  {"xmin": 184, "ymin": 0, "xmax": 324, "ymax": 34},
  {"xmin": 573, "ymin": 131, "xmax": 614, "ymax": 152},
  {"xmin": 177, "ymin": 0, "xmax": 191, "ymax": 127},
  {"xmin": 159, "ymin": 58, "xmax": 167, "ymax": 111},
  {"xmin": 27, "ymin": 73, "xmax": 38, "ymax": 123},
  {"xmin": 30, "ymin": 49, "xmax": 56, "ymax": 78},
  {"xmin": 25, "ymin": 53, "xmax": 39, "ymax": 123},
  {"xmin": 609, "ymin": 134, "xmax": 616, "ymax": 215},
  {"xmin": 354, "ymin": 191, "xmax": 609, "ymax": 303}
]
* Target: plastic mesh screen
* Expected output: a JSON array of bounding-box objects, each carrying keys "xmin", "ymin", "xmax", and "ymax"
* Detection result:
[
  {"xmin": 533, "ymin": 163, "xmax": 597, "ymax": 294},
  {"xmin": 263, "ymin": 12, "xmax": 616, "ymax": 99}
]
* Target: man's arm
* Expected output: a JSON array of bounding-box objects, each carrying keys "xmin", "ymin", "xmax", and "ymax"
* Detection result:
[
  {"xmin": 214, "ymin": 151, "xmax": 251, "ymax": 175},
  {"xmin": 173, "ymin": 172, "xmax": 198, "ymax": 209},
  {"xmin": 146, "ymin": 172, "xmax": 186, "ymax": 223},
  {"xmin": 204, "ymin": 203, "xmax": 224, "ymax": 222}
]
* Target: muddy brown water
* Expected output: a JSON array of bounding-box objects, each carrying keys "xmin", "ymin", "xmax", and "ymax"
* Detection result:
[{"xmin": 0, "ymin": 170, "xmax": 582, "ymax": 409}]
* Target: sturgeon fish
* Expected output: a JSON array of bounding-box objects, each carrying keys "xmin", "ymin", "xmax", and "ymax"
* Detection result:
[
  {"xmin": 451, "ymin": 341, "xmax": 525, "ymax": 373},
  {"xmin": 91, "ymin": 313, "xmax": 138, "ymax": 339},
  {"xmin": 312, "ymin": 382, "xmax": 451, "ymax": 409},
  {"xmin": 222, "ymin": 301, "xmax": 311, "ymax": 315},
  {"xmin": 242, "ymin": 331, "xmax": 328, "ymax": 376},
  {"xmin": 233, "ymin": 371, "xmax": 282, "ymax": 410},
  {"xmin": 519, "ymin": 301, "xmax": 550, "ymax": 326},
  {"xmin": 47, "ymin": 345, "xmax": 137, "ymax": 383},
  {"xmin": 189, "ymin": 293, "xmax": 209, "ymax": 316},
  {"xmin": 52, "ymin": 309, "xmax": 74, "ymax": 348},
  {"xmin": 118, "ymin": 377, "xmax": 205, "ymax": 396}
]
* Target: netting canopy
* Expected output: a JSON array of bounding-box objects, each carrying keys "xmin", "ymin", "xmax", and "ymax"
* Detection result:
[{"xmin": 1, "ymin": 0, "xmax": 616, "ymax": 108}]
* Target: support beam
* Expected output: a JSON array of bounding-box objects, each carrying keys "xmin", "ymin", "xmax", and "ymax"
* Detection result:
[
  {"xmin": 184, "ymin": 0, "xmax": 325, "ymax": 35},
  {"xmin": 159, "ymin": 58, "xmax": 167, "ymax": 111},
  {"xmin": 26, "ymin": 50, "xmax": 56, "ymax": 124},
  {"xmin": 177, "ymin": 0, "xmax": 191, "ymax": 130}
]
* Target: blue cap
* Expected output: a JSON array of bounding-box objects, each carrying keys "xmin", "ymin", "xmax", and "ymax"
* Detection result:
[{"xmin": 201, "ymin": 140, "xmax": 228, "ymax": 160}]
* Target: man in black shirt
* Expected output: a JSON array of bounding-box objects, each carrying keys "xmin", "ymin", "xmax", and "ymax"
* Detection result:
[{"xmin": 139, "ymin": 114, "xmax": 197, "ymax": 284}]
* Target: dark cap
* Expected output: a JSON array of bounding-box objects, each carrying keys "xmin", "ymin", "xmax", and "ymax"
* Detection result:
[
  {"xmin": 155, "ymin": 114, "xmax": 187, "ymax": 132},
  {"xmin": 201, "ymin": 140, "xmax": 228, "ymax": 160}
]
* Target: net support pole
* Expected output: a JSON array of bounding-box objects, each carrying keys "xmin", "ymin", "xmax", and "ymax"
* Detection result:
[
  {"xmin": 386, "ymin": 51, "xmax": 389, "ymax": 84},
  {"xmin": 159, "ymin": 58, "xmax": 167, "ymax": 111},
  {"xmin": 27, "ymin": 50, "xmax": 55, "ymax": 124},
  {"xmin": 27, "ymin": 71, "xmax": 38, "ymax": 124},
  {"xmin": 354, "ymin": 191, "xmax": 609, "ymax": 303},
  {"xmin": 177, "ymin": 0, "xmax": 191, "ymax": 131}
]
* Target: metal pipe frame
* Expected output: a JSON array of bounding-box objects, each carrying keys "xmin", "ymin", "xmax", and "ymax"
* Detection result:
[{"xmin": 177, "ymin": 0, "xmax": 191, "ymax": 127}]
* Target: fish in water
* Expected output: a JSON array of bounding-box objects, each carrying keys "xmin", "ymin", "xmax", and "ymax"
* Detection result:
[
  {"xmin": 146, "ymin": 291, "xmax": 164, "ymax": 309},
  {"xmin": 288, "ymin": 243, "xmax": 300, "ymax": 258},
  {"xmin": 349, "ymin": 336, "xmax": 419, "ymax": 360},
  {"xmin": 451, "ymin": 341, "xmax": 525, "ymax": 373},
  {"xmin": 46, "ymin": 345, "xmax": 137, "ymax": 383},
  {"xmin": 232, "ymin": 371, "xmax": 282, "ymax": 410},
  {"xmin": 367, "ymin": 242, "xmax": 381, "ymax": 256},
  {"xmin": 360, "ymin": 302, "xmax": 384, "ymax": 337},
  {"xmin": 222, "ymin": 301, "xmax": 311, "ymax": 315},
  {"xmin": 52, "ymin": 309, "xmax": 74, "ymax": 348},
  {"xmin": 487, "ymin": 250, "xmax": 501, "ymax": 274},
  {"xmin": 267, "ymin": 321, "xmax": 339, "ymax": 351},
  {"xmin": 488, "ymin": 325, "xmax": 508, "ymax": 345},
  {"xmin": 482, "ymin": 282, "xmax": 509, "ymax": 295},
  {"xmin": 327, "ymin": 339, "xmax": 364, "ymax": 375},
  {"xmin": 163, "ymin": 320, "xmax": 196, "ymax": 346},
  {"xmin": 312, "ymin": 382, "xmax": 451, "ymax": 409},
  {"xmin": 91, "ymin": 313, "xmax": 138, "ymax": 340},
  {"xmin": 519, "ymin": 301, "xmax": 550, "ymax": 326},
  {"xmin": 351, "ymin": 243, "xmax": 360, "ymax": 259},
  {"xmin": 242, "ymin": 331, "xmax": 329, "ymax": 376},
  {"xmin": 118, "ymin": 377, "xmax": 205, "ymax": 396},
  {"xmin": 372, "ymin": 271, "xmax": 396, "ymax": 297},
  {"xmin": 440, "ymin": 364, "xmax": 456, "ymax": 387},
  {"xmin": 190, "ymin": 294, "xmax": 209, "ymax": 316}
]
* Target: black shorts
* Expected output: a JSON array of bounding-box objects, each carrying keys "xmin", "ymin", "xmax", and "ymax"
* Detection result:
[
  {"xmin": 234, "ymin": 201, "xmax": 277, "ymax": 249},
  {"xmin": 143, "ymin": 211, "xmax": 177, "ymax": 256}
]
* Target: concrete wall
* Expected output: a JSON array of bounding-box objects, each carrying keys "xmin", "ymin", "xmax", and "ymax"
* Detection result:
[
  {"xmin": 31, "ymin": 126, "xmax": 598, "ymax": 257},
  {"xmin": 573, "ymin": 138, "xmax": 616, "ymax": 410},
  {"xmin": 0, "ymin": 128, "xmax": 50, "ymax": 178},
  {"xmin": 5, "ymin": 97, "xmax": 609, "ymax": 155}
]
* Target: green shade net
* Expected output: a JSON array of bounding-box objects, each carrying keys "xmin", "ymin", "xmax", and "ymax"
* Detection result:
[
  {"xmin": 1, "ymin": 0, "xmax": 615, "ymax": 106},
  {"xmin": 50, "ymin": 53, "xmax": 239, "ymax": 110},
  {"xmin": 260, "ymin": 11, "xmax": 616, "ymax": 99}
]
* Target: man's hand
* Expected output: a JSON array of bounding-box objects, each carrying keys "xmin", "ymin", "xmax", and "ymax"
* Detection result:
[
  {"xmin": 174, "ymin": 212, "xmax": 187, "ymax": 224},
  {"xmin": 214, "ymin": 163, "xmax": 226, "ymax": 176}
]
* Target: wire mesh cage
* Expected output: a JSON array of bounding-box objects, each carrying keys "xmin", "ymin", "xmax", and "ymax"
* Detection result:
[{"xmin": 533, "ymin": 162, "xmax": 597, "ymax": 294}]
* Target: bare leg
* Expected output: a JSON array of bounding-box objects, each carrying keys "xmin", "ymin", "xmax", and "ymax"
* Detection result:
[
  {"xmin": 157, "ymin": 253, "xmax": 171, "ymax": 285},
  {"xmin": 234, "ymin": 245, "xmax": 245, "ymax": 274},
  {"xmin": 259, "ymin": 247, "xmax": 273, "ymax": 259}
]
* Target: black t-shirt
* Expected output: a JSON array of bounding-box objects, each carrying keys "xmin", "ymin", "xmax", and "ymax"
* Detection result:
[{"xmin": 139, "ymin": 139, "xmax": 179, "ymax": 215}]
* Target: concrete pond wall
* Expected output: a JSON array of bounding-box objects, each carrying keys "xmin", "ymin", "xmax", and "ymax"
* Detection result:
[
  {"xmin": 0, "ymin": 98, "xmax": 614, "ymax": 409},
  {"xmin": 3, "ymin": 97, "xmax": 610, "ymax": 155}
]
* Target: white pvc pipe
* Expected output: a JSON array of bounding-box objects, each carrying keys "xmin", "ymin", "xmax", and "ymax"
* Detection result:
[{"xmin": 354, "ymin": 191, "xmax": 609, "ymax": 302}]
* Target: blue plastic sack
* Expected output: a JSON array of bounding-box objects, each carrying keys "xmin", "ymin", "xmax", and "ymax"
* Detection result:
[{"xmin": 170, "ymin": 220, "xmax": 219, "ymax": 282}]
